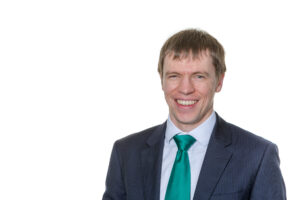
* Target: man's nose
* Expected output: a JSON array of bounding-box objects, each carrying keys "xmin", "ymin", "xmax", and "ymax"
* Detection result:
[{"xmin": 178, "ymin": 77, "xmax": 195, "ymax": 95}]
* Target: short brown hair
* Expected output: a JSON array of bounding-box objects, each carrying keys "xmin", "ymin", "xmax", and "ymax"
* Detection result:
[{"xmin": 158, "ymin": 29, "xmax": 226, "ymax": 78}]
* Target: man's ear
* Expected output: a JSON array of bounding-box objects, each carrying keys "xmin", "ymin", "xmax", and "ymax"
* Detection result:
[{"xmin": 215, "ymin": 73, "xmax": 225, "ymax": 92}]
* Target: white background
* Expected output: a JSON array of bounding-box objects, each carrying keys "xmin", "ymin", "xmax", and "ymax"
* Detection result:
[{"xmin": 0, "ymin": 0, "xmax": 299, "ymax": 199}]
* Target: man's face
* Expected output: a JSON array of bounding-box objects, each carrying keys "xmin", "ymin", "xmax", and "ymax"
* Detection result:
[{"xmin": 162, "ymin": 52, "xmax": 224, "ymax": 132}]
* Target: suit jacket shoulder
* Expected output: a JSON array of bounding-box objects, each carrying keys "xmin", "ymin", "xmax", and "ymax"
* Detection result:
[
  {"xmin": 114, "ymin": 122, "xmax": 166, "ymax": 154},
  {"xmin": 216, "ymin": 115, "xmax": 273, "ymax": 146}
]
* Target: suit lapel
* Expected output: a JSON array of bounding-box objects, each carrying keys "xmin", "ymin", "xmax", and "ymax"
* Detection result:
[
  {"xmin": 193, "ymin": 115, "xmax": 233, "ymax": 200},
  {"xmin": 140, "ymin": 122, "xmax": 166, "ymax": 200}
]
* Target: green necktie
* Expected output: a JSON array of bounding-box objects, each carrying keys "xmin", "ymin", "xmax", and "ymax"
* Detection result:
[{"xmin": 165, "ymin": 135, "xmax": 196, "ymax": 200}]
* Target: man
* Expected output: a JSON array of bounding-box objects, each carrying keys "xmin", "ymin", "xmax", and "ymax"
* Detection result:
[{"xmin": 102, "ymin": 29, "xmax": 286, "ymax": 200}]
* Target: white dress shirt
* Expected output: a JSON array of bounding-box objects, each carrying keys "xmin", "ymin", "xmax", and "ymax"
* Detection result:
[{"xmin": 160, "ymin": 112, "xmax": 216, "ymax": 200}]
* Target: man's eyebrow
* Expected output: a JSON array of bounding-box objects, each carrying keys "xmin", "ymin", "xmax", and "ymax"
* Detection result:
[
  {"xmin": 164, "ymin": 71, "xmax": 210, "ymax": 76},
  {"xmin": 165, "ymin": 71, "xmax": 180, "ymax": 75},
  {"xmin": 192, "ymin": 71, "xmax": 210, "ymax": 76}
]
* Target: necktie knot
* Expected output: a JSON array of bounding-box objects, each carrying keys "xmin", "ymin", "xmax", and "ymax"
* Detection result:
[{"xmin": 173, "ymin": 135, "xmax": 196, "ymax": 151}]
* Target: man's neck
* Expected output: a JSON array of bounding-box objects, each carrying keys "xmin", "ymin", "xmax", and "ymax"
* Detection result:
[{"xmin": 170, "ymin": 109, "xmax": 214, "ymax": 132}]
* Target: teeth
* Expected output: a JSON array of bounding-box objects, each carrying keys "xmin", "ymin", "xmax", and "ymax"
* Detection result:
[{"xmin": 177, "ymin": 100, "xmax": 197, "ymax": 106}]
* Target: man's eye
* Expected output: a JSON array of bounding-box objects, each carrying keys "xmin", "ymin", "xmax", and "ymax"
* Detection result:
[
  {"xmin": 197, "ymin": 75, "xmax": 204, "ymax": 79},
  {"xmin": 169, "ymin": 75, "xmax": 178, "ymax": 78}
]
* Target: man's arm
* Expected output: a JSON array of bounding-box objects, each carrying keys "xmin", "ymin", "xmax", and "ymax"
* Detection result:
[
  {"xmin": 102, "ymin": 142, "xmax": 126, "ymax": 200},
  {"xmin": 250, "ymin": 143, "xmax": 286, "ymax": 199}
]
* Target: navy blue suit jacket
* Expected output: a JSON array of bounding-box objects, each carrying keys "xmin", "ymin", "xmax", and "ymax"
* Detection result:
[{"xmin": 103, "ymin": 115, "xmax": 286, "ymax": 200}]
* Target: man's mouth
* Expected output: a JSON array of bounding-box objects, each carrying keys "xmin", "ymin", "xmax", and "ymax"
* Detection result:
[{"xmin": 176, "ymin": 99, "xmax": 198, "ymax": 106}]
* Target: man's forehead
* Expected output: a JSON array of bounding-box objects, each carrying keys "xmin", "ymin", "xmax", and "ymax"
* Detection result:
[
  {"xmin": 164, "ymin": 50, "xmax": 212, "ymax": 64},
  {"xmin": 163, "ymin": 51, "xmax": 214, "ymax": 74},
  {"xmin": 165, "ymin": 49, "xmax": 211, "ymax": 61}
]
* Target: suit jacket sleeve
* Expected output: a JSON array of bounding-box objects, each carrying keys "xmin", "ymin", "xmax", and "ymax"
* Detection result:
[
  {"xmin": 102, "ymin": 142, "xmax": 126, "ymax": 200},
  {"xmin": 250, "ymin": 143, "xmax": 286, "ymax": 199}
]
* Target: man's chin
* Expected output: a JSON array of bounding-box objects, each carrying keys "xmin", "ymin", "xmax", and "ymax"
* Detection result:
[{"xmin": 172, "ymin": 112, "xmax": 208, "ymax": 127}]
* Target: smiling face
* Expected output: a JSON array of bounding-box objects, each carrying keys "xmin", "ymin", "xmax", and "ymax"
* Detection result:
[{"xmin": 162, "ymin": 51, "xmax": 224, "ymax": 132}]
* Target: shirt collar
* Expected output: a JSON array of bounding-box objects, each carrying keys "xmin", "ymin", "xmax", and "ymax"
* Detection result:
[{"xmin": 165, "ymin": 111, "xmax": 216, "ymax": 146}]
